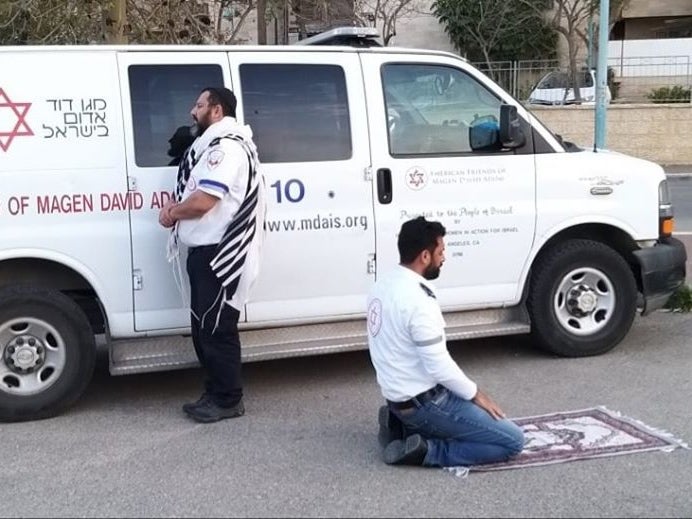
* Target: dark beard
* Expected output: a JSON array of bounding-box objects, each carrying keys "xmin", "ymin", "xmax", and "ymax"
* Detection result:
[{"xmin": 423, "ymin": 265, "xmax": 440, "ymax": 280}]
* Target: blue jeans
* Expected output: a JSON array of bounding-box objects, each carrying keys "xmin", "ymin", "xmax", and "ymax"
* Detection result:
[{"xmin": 391, "ymin": 389, "xmax": 525, "ymax": 467}]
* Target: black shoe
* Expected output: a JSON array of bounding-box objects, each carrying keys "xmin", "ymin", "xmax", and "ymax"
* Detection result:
[
  {"xmin": 185, "ymin": 399, "xmax": 245, "ymax": 423},
  {"xmin": 383, "ymin": 434, "xmax": 428, "ymax": 466},
  {"xmin": 182, "ymin": 393, "xmax": 210, "ymax": 415},
  {"xmin": 378, "ymin": 405, "xmax": 405, "ymax": 447}
]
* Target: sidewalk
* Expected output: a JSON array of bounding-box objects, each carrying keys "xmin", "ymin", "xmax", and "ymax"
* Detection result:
[{"xmin": 664, "ymin": 165, "xmax": 692, "ymax": 177}]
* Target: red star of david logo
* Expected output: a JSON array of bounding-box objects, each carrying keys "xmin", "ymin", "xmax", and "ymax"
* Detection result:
[
  {"xmin": 0, "ymin": 88, "xmax": 34, "ymax": 152},
  {"xmin": 408, "ymin": 169, "xmax": 424, "ymax": 187}
]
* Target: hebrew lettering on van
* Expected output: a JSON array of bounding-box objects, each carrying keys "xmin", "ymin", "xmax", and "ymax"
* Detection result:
[{"xmin": 42, "ymin": 98, "xmax": 109, "ymax": 140}]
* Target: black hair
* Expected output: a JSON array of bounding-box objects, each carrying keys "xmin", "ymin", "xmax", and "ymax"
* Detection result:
[
  {"xmin": 398, "ymin": 216, "xmax": 446, "ymax": 264},
  {"xmin": 202, "ymin": 86, "xmax": 237, "ymax": 117},
  {"xmin": 167, "ymin": 125, "xmax": 195, "ymax": 165}
]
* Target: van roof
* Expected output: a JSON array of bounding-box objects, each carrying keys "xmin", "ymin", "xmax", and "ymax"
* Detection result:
[{"xmin": 0, "ymin": 43, "xmax": 465, "ymax": 61}]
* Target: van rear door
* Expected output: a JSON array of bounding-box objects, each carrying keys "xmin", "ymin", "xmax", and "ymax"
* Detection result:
[
  {"xmin": 231, "ymin": 51, "xmax": 375, "ymax": 323},
  {"xmin": 117, "ymin": 52, "xmax": 233, "ymax": 332}
]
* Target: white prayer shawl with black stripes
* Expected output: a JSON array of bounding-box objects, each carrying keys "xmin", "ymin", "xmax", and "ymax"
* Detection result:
[{"xmin": 168, "ymin": 117, "xmax": 265, "ymax": 318}]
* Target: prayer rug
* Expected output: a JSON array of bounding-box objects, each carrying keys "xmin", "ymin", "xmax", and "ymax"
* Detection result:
[{"xmin": 444, "ymin": 406, "xmax": 688, "ymax": 477}]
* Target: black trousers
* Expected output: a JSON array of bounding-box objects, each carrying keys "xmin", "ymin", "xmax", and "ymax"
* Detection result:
[{"xmin": 186, "ymin": 245, "xmax": 242, "ymax": 407}]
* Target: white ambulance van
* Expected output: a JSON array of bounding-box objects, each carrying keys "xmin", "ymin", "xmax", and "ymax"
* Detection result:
[{"xmin": 0, "ymin": 28, "xmax": 686, "ymax": 421}]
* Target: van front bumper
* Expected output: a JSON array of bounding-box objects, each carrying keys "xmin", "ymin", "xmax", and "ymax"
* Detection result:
[{"xmin": 633, "ymin": 237, "xmax": 687, "ymax": 315}]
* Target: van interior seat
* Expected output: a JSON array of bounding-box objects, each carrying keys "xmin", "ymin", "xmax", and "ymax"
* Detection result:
[{"xmin": 392, "ymin": 124, "xmax": 468, "ymax": 155}]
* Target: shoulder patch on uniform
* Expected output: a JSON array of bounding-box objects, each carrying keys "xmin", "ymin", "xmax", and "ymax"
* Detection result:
[
  {"xmin": 207, "ymin": 149, "xmax": 225, "ymax": 169},
  {"xmin": 367, "ymin": 298, "xmax": 383, "ymax": 337},
  {"xmin": 419, "ymin": 283, "xmax": 436, "ymax": 299}
]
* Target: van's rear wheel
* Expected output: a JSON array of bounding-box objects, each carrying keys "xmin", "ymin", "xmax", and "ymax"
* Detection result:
[
  {"xmin": 0, "ymin": 285, "xmax": 95, "ymax": 422},
  {"xmin": 527, "ymin": 239, "xmax": 637, "ymax": 357}
]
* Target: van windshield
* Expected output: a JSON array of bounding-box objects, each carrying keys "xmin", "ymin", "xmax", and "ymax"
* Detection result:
[{"xmin": 382, "ymin": 63, "xmax": 502, "ymax": 155}]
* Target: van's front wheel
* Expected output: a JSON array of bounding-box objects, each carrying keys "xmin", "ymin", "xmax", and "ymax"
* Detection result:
[
  {"xmin": 0, "ymin": 285, "xmax": 96, "ymax": 422},
  {"xmin": 527, "ymin": 239, "xmax": 637, "ymax": 357}
]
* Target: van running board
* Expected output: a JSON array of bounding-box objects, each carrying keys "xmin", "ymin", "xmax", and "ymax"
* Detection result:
[{"xmin": 109, "ymin": 306, "xmax": 530, "ymax": 375}]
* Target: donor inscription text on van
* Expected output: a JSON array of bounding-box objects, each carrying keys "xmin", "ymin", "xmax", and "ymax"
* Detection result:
[{"xmin": 430, "ymin": 167, "xmax": 506, "ymax": 185}]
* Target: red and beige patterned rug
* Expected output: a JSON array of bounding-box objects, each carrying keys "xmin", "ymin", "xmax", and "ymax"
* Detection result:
[{"xmin": 444, "ymin": 406, "xmax": 688, "ymax": 477}]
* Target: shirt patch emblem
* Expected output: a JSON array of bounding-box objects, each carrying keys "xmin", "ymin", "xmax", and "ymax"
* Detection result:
[
  {"xmin": 367, "ymin": 298, "xmax": 383, "ymax": 337},
  {"xmin": 207, "ymin": 149, "xmax": 225, "ymax": 169},
  {"xmin": 419, "ymin": 283, "xmax": 436, "ymax": 299}
]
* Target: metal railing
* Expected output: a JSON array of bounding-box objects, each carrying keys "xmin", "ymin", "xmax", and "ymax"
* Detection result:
[
  {"xmin": 472, "ymin": 56, "xmax": 692, "ymax": 104},
  {"xmin": 472, "ymin": 59, "xmax": 561, "ymax": 101}
]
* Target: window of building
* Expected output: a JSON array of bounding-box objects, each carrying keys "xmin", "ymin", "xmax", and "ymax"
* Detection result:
[
  {"xmin": 128, "ymin": 64, "xmax": 224, "ymax": 167},
  {"xmin": 382, "ymin": 64, "xmax": 502, "ymax": 156},
  {"xmin": 239, "ymin": 64, "xmax": 352, "ymax": 163}
]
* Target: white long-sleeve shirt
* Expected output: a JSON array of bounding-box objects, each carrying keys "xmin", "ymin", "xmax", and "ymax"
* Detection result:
[
  {"xmin": 177, "ymin": 117, "xmax": 252, "ymax": 248},
  {"xmin": 366, "ymin": 265, "xmax": 478, "ymax": 402}
]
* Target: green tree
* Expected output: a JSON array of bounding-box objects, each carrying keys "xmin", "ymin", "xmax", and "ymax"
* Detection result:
[
  {"xmin": 0, "ymin": 0, "xmax": 259, "ymax": 45},
  {"xmin": 123, "ymin": 0, "xmax": 214, "ymax": 44},
  {"xmin": 432, "ymin": 0, "xmax": 556, "ymax": 67},
  {"xmin": 0, "ymin": 0, "xmax": 110, "ymax": 44},
  {"xmin": 354, "ymin": 0, "xmax": 419, "ymax": 46},
  {"xmin": 517, "ymin": 0, "xmax": 630, "ymax": 102}
]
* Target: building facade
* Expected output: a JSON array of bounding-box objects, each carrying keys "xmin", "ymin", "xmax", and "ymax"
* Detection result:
[{"xmin": 612, "ymin": 0, "xmax": 692, "ymax": 40}]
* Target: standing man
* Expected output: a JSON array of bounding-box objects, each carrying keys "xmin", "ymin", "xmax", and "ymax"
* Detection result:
[
  {"xmin": 159, "ymin": 87, "xmax": 266, "ymax": 424},
  {"xmin": 366, "ymin": 216, "xmax": 524, "ymax": 466}
]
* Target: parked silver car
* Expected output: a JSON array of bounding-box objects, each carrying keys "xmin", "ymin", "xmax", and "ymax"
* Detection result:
[{"xmin": 528, "ymin": 69, "xmax": 611, "ymax": 105}]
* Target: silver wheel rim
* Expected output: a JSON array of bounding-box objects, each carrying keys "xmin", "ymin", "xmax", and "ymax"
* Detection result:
[
  {"xmin": 553, "ymin": 267, "xmax": 616, "ymax": 336},
  {"xmin": 0, "ymin": 317, "xmax": 66, "ymax": 396}
]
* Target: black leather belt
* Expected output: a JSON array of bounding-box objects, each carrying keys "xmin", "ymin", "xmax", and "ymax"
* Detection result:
[{"xmin": 387, "ymin": 384, "xmax": 446, "ymax": 411}]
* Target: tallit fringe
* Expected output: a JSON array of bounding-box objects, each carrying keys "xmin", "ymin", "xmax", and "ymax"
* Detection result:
[{"xmin": 166, "ymin": 225, "xmax": 188, "ymax": 308}]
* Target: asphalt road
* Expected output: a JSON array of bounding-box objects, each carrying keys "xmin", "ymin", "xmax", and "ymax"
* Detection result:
[
  {"xmin": 667, "ymin": 174, "xmax": 692, "ymax": 281},
  {"xmin": 1, "ymin": 172, "xmax": 690, "ymax": 518},
  {"xmin": 669, "ymin": 174, "xmax": 692, "ymax": 232},
  {"xmin": 1, "ymin": 311, "xmax": 690, "ymax": 518}
]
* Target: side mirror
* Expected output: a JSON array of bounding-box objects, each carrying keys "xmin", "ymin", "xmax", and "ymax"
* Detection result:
[
  {"xmin": 469, "ymin": 119, "xmax": 501, "ymax": 152},
  {"xmin": 499, "ymin": 104, "xmax": 526, "ymax": 148}
]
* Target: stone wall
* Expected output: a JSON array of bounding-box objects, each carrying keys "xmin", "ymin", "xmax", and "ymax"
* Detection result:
[{"xmin": 529, "ymin": 104, "xmax": 692, "ymax": 166}]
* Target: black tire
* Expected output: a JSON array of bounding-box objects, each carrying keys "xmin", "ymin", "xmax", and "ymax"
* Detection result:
[
  {"xmin": 527, "ymin": 239, "xmax": 637, "ymax": 357},
  {"xmin": 0, "ymin": 285, "xmax": 96, "ymax": 421}
]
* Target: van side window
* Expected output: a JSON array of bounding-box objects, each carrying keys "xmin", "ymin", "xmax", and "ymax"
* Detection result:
[
  {"xmin": 128, "ymin": 64, "xmax": 224, "ymax": 167},
  {"xmin": 382, "ymin": 64, "xmax": 501, "ymax": 156},
  {"xmin": 239, "ymin": 64, "xmax": 352, "ymax": 163}
]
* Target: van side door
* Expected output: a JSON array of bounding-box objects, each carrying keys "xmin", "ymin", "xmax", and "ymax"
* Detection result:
[
  {"xmin": 117, "ymin": 52, "xmax": 233, "ymax": 331},
  {"xmin": 231, "ymin": 51, "xmax": 375, "ymax": 322},
  {"xmin": 361, "ymin": 54, "xmax": 537, "ymax": 307}
]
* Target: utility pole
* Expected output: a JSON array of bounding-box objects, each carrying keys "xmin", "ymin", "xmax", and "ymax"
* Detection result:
[
  {"xmin": 594, "ymin": 0, "xmax": 609, "ymax": 150},
  {"xmin": 107, "ymin": 0, "xmax": 128, "ymax": 44}
]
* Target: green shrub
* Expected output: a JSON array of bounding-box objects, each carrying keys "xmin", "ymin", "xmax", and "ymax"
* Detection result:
[
  {"xmin": 646, "ymin": 86, "xmax": 691, "ymax": 104},
  {"xmin": 664, "ymin": 284, "xmax": 692, "ymax": 312}
]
